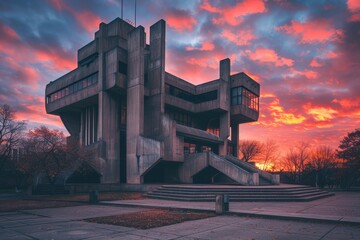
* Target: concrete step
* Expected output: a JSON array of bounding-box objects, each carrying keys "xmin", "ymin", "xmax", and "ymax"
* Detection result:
[
  {"xmin": 153, "ymin": 188, "xmax": 322, "ymax": 195},
  {"xmin": 147, "ymin": 191, "xmax": 332, "ymax": 199},
  {"xmin": 147, "ymin": 185, "xmax": 334, "ymax": 202}
]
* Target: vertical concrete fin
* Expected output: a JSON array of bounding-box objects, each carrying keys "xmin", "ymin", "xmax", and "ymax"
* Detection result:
[
  {"xmin": 220, "ymin": 58, "xmax": 230, "ymax": 82},
  {"xmin": 126, "ymin": 26, "xmax": 145, "ymax": 184},
  {"xmin": 219, "ymin": 58, "xmax": 231, "ymax": 155},
  {"xmin": 145, "ymin": 19, "xmax": 166, "ymax": 138},
  {"xmin": 231, "ymin": 123, "xmax": 239, "ymax": 158}
]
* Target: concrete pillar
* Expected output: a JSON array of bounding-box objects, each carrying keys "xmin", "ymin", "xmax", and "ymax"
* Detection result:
[
  {"xmin": 126, "ymin": 26, "xmax": 145, "ymax": 184},
  {"xmin": 219, "ymin": 59, "xmax": 230, "ymax": 156},
  {"xmin": 144, "ymin": 19, "xmax": 166, "ymax": 138},
  {"xmin": 231, "ymin": 123, "xmax": 239, "ymax": 158}
]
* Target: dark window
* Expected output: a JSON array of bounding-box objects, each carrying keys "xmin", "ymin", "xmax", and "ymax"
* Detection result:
[
  {"xmin": 119, "ymin": 62, "xmax": 127, "ymax": 75},
  {"xmin": 194, "ymin": 91, "xmax": 217, "ymax": 103},
  {"xmin": 230, "ymin": 86, "xmax": 259, "ymax": 112},
  {"xmin": 165, "ymin": 84, "xmax": 217, "ymax": 104},
  {"xmin": 165, "ymin": 108, "xmax": 193, "ymax": 127},
  {"xmin": 47, "ymin": 73, "xmax": 98, "ymax": 103}
]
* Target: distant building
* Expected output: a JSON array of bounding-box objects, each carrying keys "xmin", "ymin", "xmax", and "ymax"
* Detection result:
[{"xmin": 45, "ymin": 18, "xmax": 278, "ymax": 185}]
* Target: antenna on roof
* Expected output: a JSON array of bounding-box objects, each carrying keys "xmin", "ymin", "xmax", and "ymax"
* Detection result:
[
  {"xmin": 135, "ymin": 0, "xmax": 137, "ymax": 27},
  {"xmin": 121, "ymin": 0, "xmax": 123, "ymax": 19}
]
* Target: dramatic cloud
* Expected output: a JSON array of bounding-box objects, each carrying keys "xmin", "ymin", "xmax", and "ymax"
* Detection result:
[
  {"xmin": 165, "ymin": 8, "xmax": 197, "ymax": 32},
  {"xmin": 277, "ymin": 19, "xmax": 343, "ymax": 43},
  {"xmin": 201, "ymin": 0, "xmax": 267, "ymax": 26},
  {"xmin": 247, "ymin": 48, "xmax": 294, "ymax": 67}
]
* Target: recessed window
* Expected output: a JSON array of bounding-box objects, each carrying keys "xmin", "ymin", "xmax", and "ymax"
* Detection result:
[{"xmin": 231, "ymin": 86, "xmax": 259, "ymax": 112}]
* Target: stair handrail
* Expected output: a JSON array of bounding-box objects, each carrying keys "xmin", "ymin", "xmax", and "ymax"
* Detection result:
[{"xmin": 225, "ymin": 155, "xmax": 278, "ymax": 184}]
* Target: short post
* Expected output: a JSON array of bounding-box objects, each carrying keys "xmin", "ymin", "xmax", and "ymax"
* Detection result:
[
  {"xmin": 215, "ymin": 195, "xmax": 225, "ymax": 214},
  {"xmin": 224, "ymin": 194, "xmax": 229, "ymax": 211},
  {"xmin": 89, "ymin": 190, "xmax": 99, "ymax": 204}
]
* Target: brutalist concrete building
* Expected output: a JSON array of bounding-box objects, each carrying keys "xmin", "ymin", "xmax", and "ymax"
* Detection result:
[{"xmin": 46, "ymin": 18, "xmax": 279, "ymax": 185}]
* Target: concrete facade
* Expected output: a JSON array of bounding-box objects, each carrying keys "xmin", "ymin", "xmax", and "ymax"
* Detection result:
[{"xmin": 45, "ymin": 18, "xmax": 275, "ymax": 185}]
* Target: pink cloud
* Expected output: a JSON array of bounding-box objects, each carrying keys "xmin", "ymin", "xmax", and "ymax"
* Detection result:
[
  {"xmin": 49, "ymin": 0, "xmax": 102, "ymax": 34},
  {"xmin": 277, "ymin": 19, "xmax": 343, "ymax": 43},
  {"xmin": 221, "ymin": 29, "xmax": 256, "ymax": 46},
  {"xmin": 165, "ymin": 9, "xmax": 197, "ymax": 32},
  {"xmin": 186, "ymin": 41, "xmax": 215, "ymax": 51},
  {"xmin": 199, "ymin": 0, "xmax": 220, "ymax": 13},
  {"xmin": 247, "ymin": 48, "xmax": 294, "ymax": 67},
  {"xmin": 347, "ymin": 0, "xmax": 360, "ymax": 12},
  {"xmin": 200, "ymin": 0, "xmax": 267, "ymax": 26},
  {"xmin": 310, "ymin": 59, "xmax": 322, "ymax": 67}
]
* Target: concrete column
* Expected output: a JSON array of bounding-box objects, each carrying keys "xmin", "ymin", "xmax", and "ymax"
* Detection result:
[
  {"xmin": 95, "ymin": 22, "xmax": 121, "ymax": 183},
  {"xmin": 231, "ymin": 123, "xmax": 239, "ymax": 158},
  {"xmin": 219, "ymin": 59, "xmax": 230, "ymax": 156},
  {"xmin": 144, "ymin": 19, "xmax": 165, "ymax": 138},
  {"xmin": 126, "ymin": 26, "xmax": 145, "ymax": 184}
]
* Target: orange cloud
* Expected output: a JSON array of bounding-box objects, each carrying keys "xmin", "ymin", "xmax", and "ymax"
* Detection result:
[
  {"xmin": 186, "ymin": 41, "xmax": 215, "ymax": 51},
  {"xmin": 201, "ymin": 0, "xmax": 266, "ymax": 26},
  {"xmin": 247, "ymin": 48, "xmax": 294, "ymax": 67},
  {"xmin": 277, "ymin": 19, "xmax": 343, "ymax": 43},
  {"xmin": 265, "ymin": 97, "xmax": 306, "ymax": 125},
  {"xmin": 332, "ymin": 98, "xmax": 360, "ymax": 109},
  {"xmin": 307, "ymin": 107, "xmax": 338, "ymax": 121},
  {"xmin": 221, "ymin": 29, "xmax": 255, "ymax": 46}
]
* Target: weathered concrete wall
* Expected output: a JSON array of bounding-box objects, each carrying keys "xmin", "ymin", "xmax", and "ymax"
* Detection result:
[
  {"xmin": 98, "ymin": 92, "xmax": 121, "ymax": 183},
  {"xmin": 144, "ymin": 20, "xmax": 166, "ymax": 138},
  {"xmin": 209, "ymin": 153, "xmax": 258, "ymax": 185},
  {"xmin": 60, "ymin": 113, "xmax": 81, "ymax": 137},
  {"xmin": 136, "ymin": 136, "xmax": 162, "ymax": 176},
  {"xmin": 219, "ymin": 59, "xmax": 230, "ymax": 156},
  {"xmin": 178, "ymin": 153, "xmax": 209, "ymax": 183},
  {"xmin": 126, "ymin": 26, "xmax": 145, "ymax": 184}
]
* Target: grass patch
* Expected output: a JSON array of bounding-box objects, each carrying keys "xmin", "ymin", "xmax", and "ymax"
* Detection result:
[
  {"xmin": 0, "ymin": 199, "xmax": 83, "ymax": 212},
  {"xmin": 32, "ymin": 192, "xmax": 146, "ymax": 202},
  {"xmin": 85, "ymin": 209, "xmax": 215, "ymax": 229},
  {"xmin": 0, "ymin": 192, "xmax": 146, "ymax": 212}
]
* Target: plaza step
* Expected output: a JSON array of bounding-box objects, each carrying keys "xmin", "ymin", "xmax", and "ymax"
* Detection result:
[{"xmin": 147, "ymin": 185, "xmax": 334, "ymax": 202}]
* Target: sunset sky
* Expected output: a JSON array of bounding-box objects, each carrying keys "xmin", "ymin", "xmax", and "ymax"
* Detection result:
[{"xmin": 0, "ymin": 0, "xmax": 359, "ymax": 155}]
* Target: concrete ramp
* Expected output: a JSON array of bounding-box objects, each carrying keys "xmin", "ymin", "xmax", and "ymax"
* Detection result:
[
  {"xmin": 179, "ymin": 152, "xmax": 259, "ymax": 185},
  {"xmin": 225, "ymin": 155, "xmax": 280, "ymax": 185}
]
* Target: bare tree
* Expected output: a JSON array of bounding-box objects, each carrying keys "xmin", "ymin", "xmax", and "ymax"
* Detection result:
[
  {"xmin": 280, "ymin": 142, "xmax": 310, "ymax": 183},
  {"xmin": 0, "ymin": 105, "xmax": 25, "ymax": 172},
  {"xmin": 260, "ymin": 139, "xmax": 280, "ymax": 171},
  {"xmin": 21, "ymin": 126, "xmax": 70, "ymax": 188},
  {"xmin": 239, "ymin": 140, "xmax": 263, "ymax": 162},
  {"xmin": 309, "ymin": 146, "xmax": 337, "ymax": 187}
]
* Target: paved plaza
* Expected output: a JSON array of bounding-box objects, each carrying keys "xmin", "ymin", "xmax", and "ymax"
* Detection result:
[{"xmin": 0, "ymin": 192, "xmax": 359, "ymax": 239}]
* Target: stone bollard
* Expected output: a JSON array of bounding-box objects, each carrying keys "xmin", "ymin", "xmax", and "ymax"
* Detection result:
[
  {"xmin": 215, "ymin": 195, "xmax": 225, "ymax": 214},
  {"xmin": 89, "ymin": 190, "xmax": 99, "ymax": 204},
  {"xmin": 224, "ymin": 194, "xmax": 229, "ymax": 211}
]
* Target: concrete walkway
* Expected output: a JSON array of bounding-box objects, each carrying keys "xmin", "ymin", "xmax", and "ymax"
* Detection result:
[
  {"xmin": 102, "ymin": 192, "xmax": 360, "ymax": 224},
  {"xmin": 0, "ymin": 192, "xmax": 359, "ymax": 239},
  {"xmin": 1, "ymin": 204, "xmax": 359, "ymax": 239}
]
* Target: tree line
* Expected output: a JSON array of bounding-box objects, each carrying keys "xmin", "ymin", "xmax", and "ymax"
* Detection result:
[
  {"xmin": 239, "ymin": 130, "xmax": 360, "ymax": 188},
  {"xmin": 1, "ymin": 104, "xmax": 359, "ymax": 190},
  {"xmin": 0, "ymin": 105, "xmax": 92, "ymax": 191}
]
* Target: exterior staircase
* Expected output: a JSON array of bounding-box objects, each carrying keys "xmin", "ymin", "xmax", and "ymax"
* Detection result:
[{"xmin": 147, "ymin": 184, "xmax": 334, "ymax": 202}]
